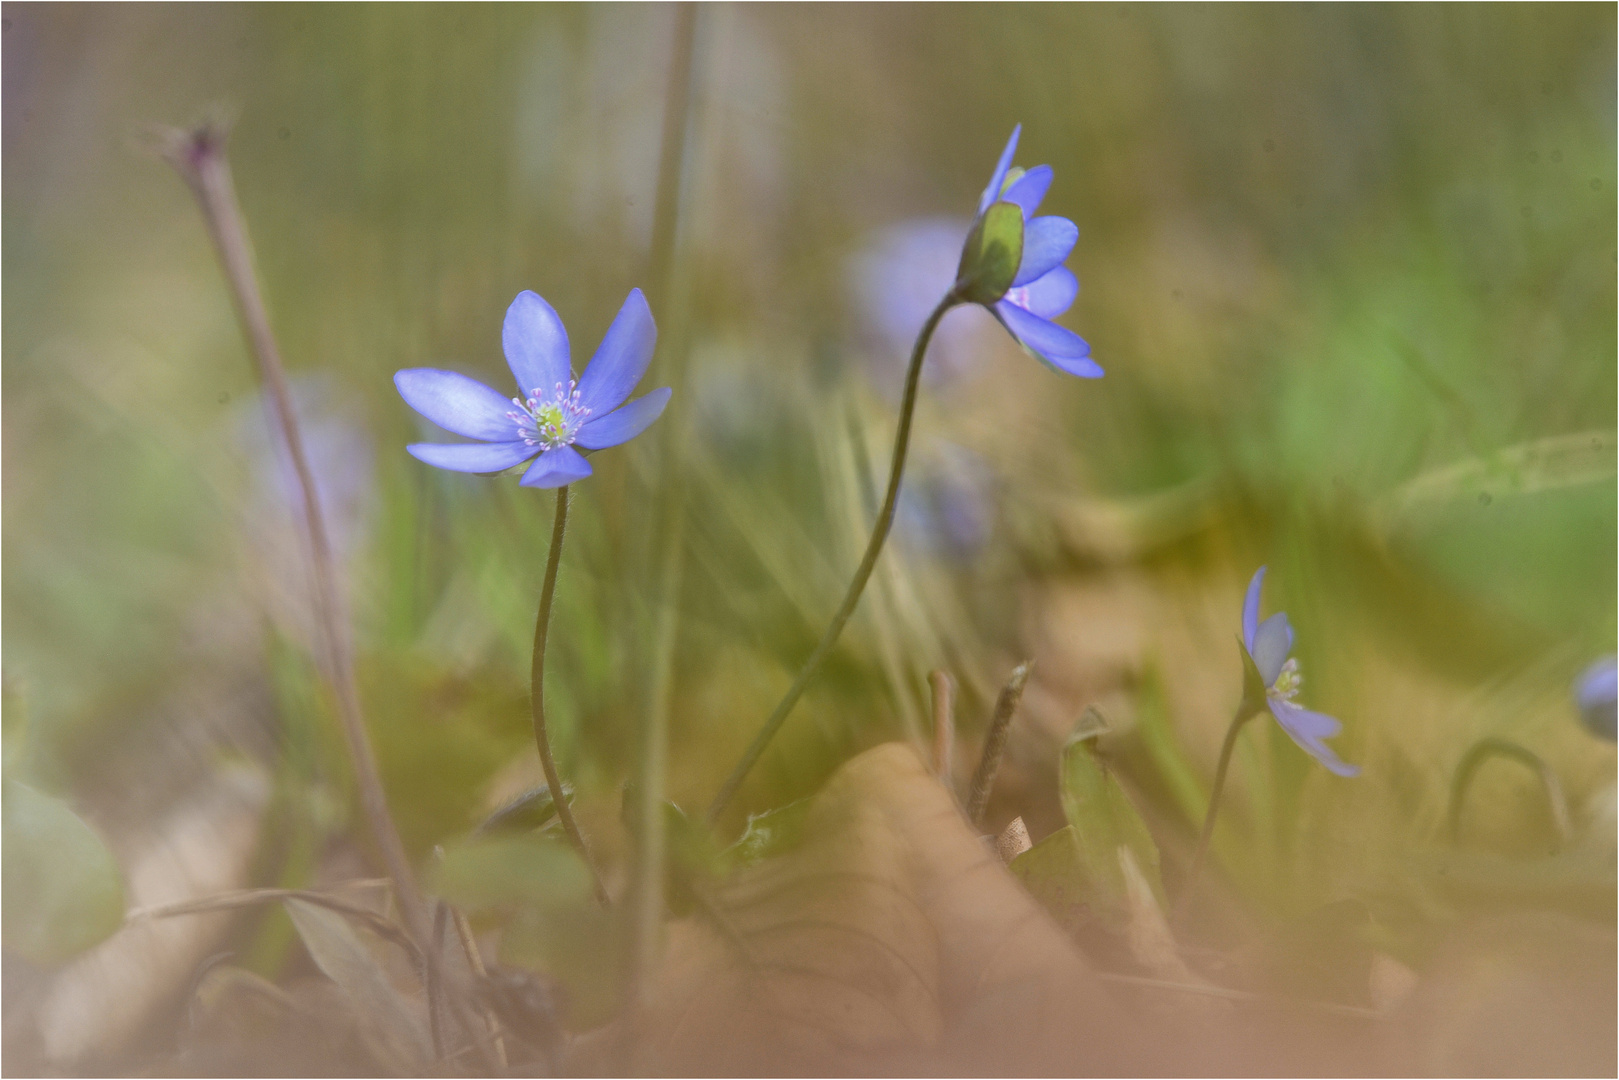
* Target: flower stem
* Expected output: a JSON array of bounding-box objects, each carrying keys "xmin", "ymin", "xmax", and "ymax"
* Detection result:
[
  {"xmin": 1176, "ymin": 701, "xmax": 1260, "ymax": 922},
  {"xmin": 706, "ymin": 291, "xmax": 960, "ymax": 824},
  {"xmin": 533, "ymin": 486, "xmax": 610, "ymax": 905},
  {"xmin": 1448, "ymin": 736, "xmax": 1572, "ymax": 849},
  {"xmin": 155, "ymin": 122, "xmax": 430, "ymax": 950}
]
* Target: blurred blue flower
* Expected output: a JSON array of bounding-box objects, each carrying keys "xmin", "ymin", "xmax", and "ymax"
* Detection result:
[
  {"xmin": 1574, "ymin": 656, "xmax": 1617, "ymax": 741},
  {"xmin": 1241, "ymin": 566, "xmax": 1359, "ymax": 777},
  {"xmin": 894, "ymin": 441, "xmax": 997, "ymax": 560},
  {"xmin": 395, "ymin": 289, "xmax": 670, "ymax": 488},
  {"xmin": 964, "ymin": 125, "xmax": 1101, "ymax": 380},
  {"xmin": 849, "ymin": 217, "xmax": 1001, "ymax": 389}
]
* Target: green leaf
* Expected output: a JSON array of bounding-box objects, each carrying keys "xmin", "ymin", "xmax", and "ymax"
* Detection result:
[
  {"xmin": 955, "ymin": 201, "xmax": 1025, "ymax": 304},
  {"xmin": 2, "ymin": 780, "xmax": 125, "ymax": 966},
  {"xmin": 429, "ymin": 834, "xmax": 618, "ymax": 1028},
  {"xmin": 1056, "ymin": 716, "xmax": 1166, "ymax": 927},
  {"xmin": 284, "ymin": 898, "xmax": 432, "ymax": 1070},
  {"xmin": 428, "ymin": 833, "xmax": 593, "ymax": 916},
  {"xmin": 1008, "ymin": 825, "xmax": 1095, "ymax": 932}
]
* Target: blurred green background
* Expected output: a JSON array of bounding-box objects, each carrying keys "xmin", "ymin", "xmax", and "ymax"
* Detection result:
[{"xmin": 3, "ymin": 2, "xmax": 1614, "ymax": 993}]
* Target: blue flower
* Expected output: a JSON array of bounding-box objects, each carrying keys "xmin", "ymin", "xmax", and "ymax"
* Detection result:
[
  {"xmin": 965, "ymin": 125, "xmax": 1101, "ymax": 380},
  {"xmin": 1574, "ymin": 656, "xmax": 1617, "ymax": 741},
  {"xmin": 395, "ymin": 289, "xmax": 671, "ymax": 488},
  {"xmin": 1241, "ymin": 566, "xmax": 1359, "ymax": 777}
]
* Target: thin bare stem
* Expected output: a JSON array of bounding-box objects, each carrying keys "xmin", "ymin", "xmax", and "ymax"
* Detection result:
[
  {"xmin": 130, "ymin": 885, "xmax": 420, "ymax": 966},
  {"xmin": 965, "ymin": 661, "xmax": 1033, "ymax": 826},
  {"xmin": 1448, "ymin": 735, "xmax": 1572, "ymax": 848},
  {"xmin": 1176, "ymin": 702, "xmax": 1260, "ymax": 922},
  {"xmin": 533, "ymin": 486, "xmax": 610, "ymax": 905},
  {"xmin": 154, "ymin": 122, "xmax": 429, "ymax": 949},
  {"xmin": 929, "ymin": 669, "xmax": 956, "ymax": 789},
  {"xmin": 707, "ymin": 290, "xmax": 961, "ymax": 822}
]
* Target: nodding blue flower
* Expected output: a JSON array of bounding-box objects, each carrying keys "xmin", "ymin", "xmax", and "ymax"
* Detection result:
[
  {"xmin": 1574, "ymin": 656, "xmax": 1617, "ymax": 741},
  {"xmin": 395, "ymin": 289, "xmax": 670, "ymax": 488},
  {"xmin": 963, "ymin": 124, "xmax": 1101, "ymax": 380},
  {"xmin": 1241, "ymin": 566, "xmax": 1359, "ymax": 777}
]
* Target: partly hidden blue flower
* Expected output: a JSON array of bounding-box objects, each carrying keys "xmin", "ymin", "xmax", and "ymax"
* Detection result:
[
  {"xmin": 960, "ymin": 124, "xmax": 1101, "ymax": 380},
  {"xmin": 1574, "ymin": 656, "xmax": 1617, "ymax": 741},
  {"xmin": 395, "ymin": 289, "xmax": 670, "ymax": 488},
  {"xmin": 1241, "ymin": 566, "xmax": 1359, "ymax": 777}
]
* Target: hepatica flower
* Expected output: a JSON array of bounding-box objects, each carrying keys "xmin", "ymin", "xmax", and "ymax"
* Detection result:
[
  {"xmin": 1574, "ymin": 656, "xmax": 1617, "ymax": 741},
  {"xmin": 956, "ymin": 124, "xmax": 1101, "ymax": 379},
  {"xmin": 395, "ymin": 289, "xmax": 670, "ymax": 487},
  {"xmin": 1241, "ymin": 566, "xmax": 1359, "ymax": 777}
]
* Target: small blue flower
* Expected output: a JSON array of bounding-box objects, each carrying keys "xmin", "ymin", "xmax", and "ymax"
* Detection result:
[
  {"xmin": 1574, "ymin": 656, "xmax": 1617, "ymax": 741},
  {"xmin": 1241, "ymin": 566, "xmax": 1359, "ymax": 777},
  {"xmin": 966, "ymin": 125, "xmax": 1101, "ymax": 380},
  {"xmin": 395, "ymin": 289, "xmax": 671, "ymax": 488}
]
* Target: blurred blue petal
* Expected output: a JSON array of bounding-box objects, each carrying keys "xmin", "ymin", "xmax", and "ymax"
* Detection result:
[
  {"xmin": 1002, "ymin": 165, "xmax": 1053, "ymax": 218},
  {"xmin": 1270, "ymin": 700, "xmax": 1360, "ymax": 776},
  {"xmin": 577, "ymin": 288, "xmax": 657, "ymax": 416},
  {"xmin": 1242, "ymin": 566, "xmax": 1267, "ymax": 653},
  {"xmin": 407, "ymin": 440, "xmax": 536, "ymax": 473},
  {"xmin": 1575, "ymin": 656, "xmax": 1618, "ymax": 741},
  {"xmin": 1012, "ymin": 216, "xmax": 1079, "ymax": 287},
  {"xmin": 519, "ymin": 445, "xmax": 593, "ymax": 488},
  {"xmin": 394, "ymin": 368, "xmax": 521, "ymax": 442},
  {"xmin": 1251, "ymin": 612, "xmax": 1294, "ymax": 686},
  {"xmin": 575, "ymin": 387, "xmax": 671, "ymax": 450},
  {"xmin": 503, "ymin": 290, "xmax": 572, "ymax": 396},
  {"xmin": 977, "ymin": 124, "xmax": 1022, "ymax": 215}
]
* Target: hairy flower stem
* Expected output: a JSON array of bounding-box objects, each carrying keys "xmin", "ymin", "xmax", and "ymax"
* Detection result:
[
  {"xmin": 533, "ymin": 486, "xmax": 610, "ymax": 905},
  {"xmin": 156, "ymin": 123, "xmax": 430, "ymax": 950},
  {"xmin": 1176, "ymin": 703, "xmax": 1260, "ymax": 923},
  {"xmin": 965, "ymin": 661, "xmax": 1034, "ymax": 827},
  {"xmin": 707, "ymin": 291, "xmax": 961, "ymax": 823}
]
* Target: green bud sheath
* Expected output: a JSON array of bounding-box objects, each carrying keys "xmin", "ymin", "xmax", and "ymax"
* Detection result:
[{"xmin": 955, "ymin": 201, "xmax": 1025, "ymax": 305}]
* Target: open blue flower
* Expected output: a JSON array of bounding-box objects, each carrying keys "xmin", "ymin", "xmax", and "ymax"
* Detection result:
[
  {"xmin": 1574, "ymin": 656, "xmax": 1617, "ymax": 741},
  {"xmin": 395, "ymin": 289, "xmax": 671, "ymax": 488},
  {"xmin": 1241, "ymin": 566, "xmax": 1359, "ymax": 777},
  {"xmin": 966, "ymin": 125, "xmax": 1101, "ymax": 380}
]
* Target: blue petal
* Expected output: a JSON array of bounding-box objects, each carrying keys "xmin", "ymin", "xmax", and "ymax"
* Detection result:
[
  {"xmin": 503, "ymin": 291, "xmax": 572, "ymax": 398},
  {"xmin": 407, "ymin": 440, "xmax": 536, "ymax": 474},
  {"xmin": 1002, "ymin": 165, "xmax": 1053, "ymax": 219},
  {"xmin": 575, "ymin": 387, "xmax": 671, "ymax": 450},
  {"xmin": 395, "ymin": 368, "xmax": 523, "ymax": 442},
  {"xmin": 1012, "ymin": 216, "xmax": 1079, "ymax": 287},
  {"xmin": 977, "ymin": 124, "xmax": 1022, "ymax": 215},
  {"xmin": 1010, "ymin": 266, "xmax": 1077, "ymax": 318},
  {"xmin": 1251, "ymin": 612, "xmax": 1294, "ymax": 686},
  {"xmin": 519, "ymin": 444, "xmax": 592, "ymax": 488},
  {"xmin": 994, "ymin": 302, "xmax": 1103, "ymax": 378},
  {"xmin": 1269, "ymin": 700, "xmax": 1359, "ymax": 777},
  {"xmin": 1242, "ymin": 566, "xmax": 1267, "ymax": 653},
  {"xmin": 576, "ymin": 289, "xmax": 657, "ymax": 417}
]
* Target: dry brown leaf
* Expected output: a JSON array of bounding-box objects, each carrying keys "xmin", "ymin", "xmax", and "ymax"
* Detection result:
[{"xmin": 576, "ymin": 743, "xmax": 1150, "ymax": 1074}]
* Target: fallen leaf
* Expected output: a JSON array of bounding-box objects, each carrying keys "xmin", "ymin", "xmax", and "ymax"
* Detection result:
[{"xmin": 574, "ymin": 743, "xmax": 1143, "ymax": 1074}]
